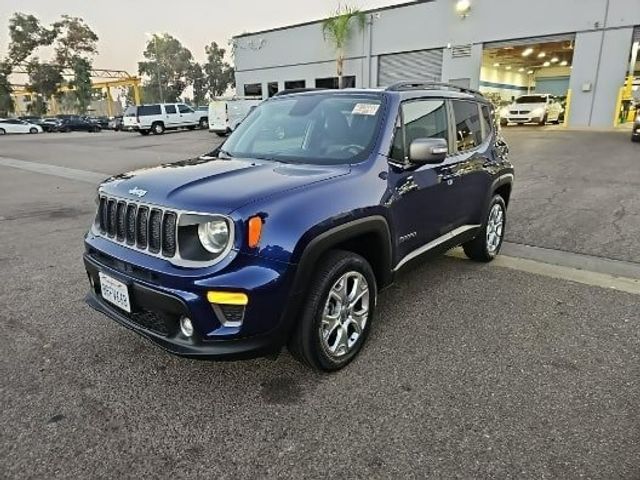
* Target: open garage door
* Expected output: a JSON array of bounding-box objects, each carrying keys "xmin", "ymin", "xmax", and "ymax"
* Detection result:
[
  {"xmin": 482, "ymin": 34, "xmax": 576, "ymax": 127},
  {"xmin": 377, "ymin": 48, "xmax": 443, "ymax": 87}
]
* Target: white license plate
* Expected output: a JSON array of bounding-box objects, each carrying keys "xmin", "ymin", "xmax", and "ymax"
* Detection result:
[{"xmin": 99, "ymin": 272, "xmax": 131, "ymax": 313}]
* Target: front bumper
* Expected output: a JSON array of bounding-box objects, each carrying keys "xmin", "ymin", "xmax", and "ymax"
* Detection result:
[
  {"xmin": 83, "ymin": 242, "xmax": 300, "ymax": 360},
  {"xmin": 505, "ymin": 114, "xmax": 543, "ymax": 124}
]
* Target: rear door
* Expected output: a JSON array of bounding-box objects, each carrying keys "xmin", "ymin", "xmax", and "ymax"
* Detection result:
[
  {"xmin": 446, "ymin": 99, "xmax": 495, "ymax": 226},
  {"xmin": 177, "ymin": 104, "xmax": 196, "ymax": 127},
  {"xmin": 162, "ymin": 104, "xmax": 180, "ymax": 128},
  {"xmin": 208, "ymin": 101, "xmax": 228, "ymax": 131}
]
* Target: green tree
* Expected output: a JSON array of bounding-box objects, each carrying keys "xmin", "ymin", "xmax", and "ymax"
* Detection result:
[
  {"xmin": 7, "ymin": 13, "xmax": 57, "ymax": 65},
  {"xmin": 188, "ymin": 63, "xmax": 207, "ymax": 106},
  {"xmin": 52, "ymin": 15, "xmax": 98, "ymax": 66},
  {"xmin": 70, "ymin": 57, "xmax": 92, "ymax": 113},
  {"xmin": 25, "ymin": 60, "xmax": 63, "ymax": 114},
  {"xmin": 0, "ymin": 62, "xmax": 14, "ymax": 116},
  {"xmin": 203, "ymin": 42, "xmax": 234, "ymax": 97},
  {"xmin": 139, "ymin": 34, "xmax": 194, "ymax": 102},
  {"xmin": 322, "ymin": 5, "xmax": 365, "ymax": 88}
]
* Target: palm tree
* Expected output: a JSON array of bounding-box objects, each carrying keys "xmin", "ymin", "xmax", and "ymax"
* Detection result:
[{"xmin": 322, "ymin": 5, "xmax": 365, "ymax": 89}]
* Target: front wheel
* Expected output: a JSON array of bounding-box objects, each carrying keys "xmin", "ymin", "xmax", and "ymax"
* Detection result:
[
  {"xmin": 29, "ymin": 127, "xmax": 38, "ymax": 134},
  {"xmin": 538, "ymin": 114, "xmax": 548, "ymax": 126},
  {"xmin": 288, "ymin": 250, "xmax": 377, "ymax": 371},
  {"xmin": 199, "ymin": 118, "xmax": 209, "ymax": 129},
  {"xmin": 463, "ymin": 195, "xmax": 507, "ymax": 262},
  {"xmin": 0, "ymin": 128, "xmax": 5, "ymax": 135}
]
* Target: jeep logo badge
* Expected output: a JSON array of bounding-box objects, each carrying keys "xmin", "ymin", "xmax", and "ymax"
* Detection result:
[{"xmin": 128, "ymin": 187, "xmax": 148, "ymax": 198}]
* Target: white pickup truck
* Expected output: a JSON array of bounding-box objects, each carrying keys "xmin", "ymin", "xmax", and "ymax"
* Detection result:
[{"xmin": 123, "ymin": 103, "xmax": 209, "ymax": 135}]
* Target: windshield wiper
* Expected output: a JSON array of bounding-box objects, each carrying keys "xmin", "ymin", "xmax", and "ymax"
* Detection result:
[{"xmin": 217, "ymin": 149, "xmax": 235, "ymax": 159}]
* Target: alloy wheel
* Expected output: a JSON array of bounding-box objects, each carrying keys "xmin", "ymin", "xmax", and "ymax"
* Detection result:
[
  {"xmin": 319, "ymin": 271, "xmax": 370, "ymax": 359},
  {"xmin": 486, "ymin": 203, "xmax": 504, "ymax": 254}
]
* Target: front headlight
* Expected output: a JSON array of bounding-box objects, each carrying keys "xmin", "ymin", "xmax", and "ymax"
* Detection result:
[{"xmin": 198, "ymin": 219, "xmax": 230, "ymax": 253}]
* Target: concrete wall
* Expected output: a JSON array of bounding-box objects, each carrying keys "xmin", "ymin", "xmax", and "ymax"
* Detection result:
[
  {"xmin": 480, "ymin": 65, "xmax": 530, "ymax": 100},
  {"xmin": 234, "ymin": 0, "xmax": 640, "ymax": 127}
]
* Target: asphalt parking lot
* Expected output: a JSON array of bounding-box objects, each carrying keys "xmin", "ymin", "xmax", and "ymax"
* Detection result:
[{"xmin": 1, "ymin": 128, "xmax": 639, "ymax": 479}]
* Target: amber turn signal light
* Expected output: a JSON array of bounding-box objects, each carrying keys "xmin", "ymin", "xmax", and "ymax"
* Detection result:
[{"xmin": 247, "ymin": 216, "xmax": 263, "ymax": 248}]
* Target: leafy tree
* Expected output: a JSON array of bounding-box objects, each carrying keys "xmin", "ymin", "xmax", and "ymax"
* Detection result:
[
  {"xmin": 7, "ymin": 13, "xmax": 57, "ymax": 65},
  {"xmin": 0, "ymin": 62, "xmax": 14, "ymax": 116},
  {"xmin": 139, "ymin": 34, "xmax": 194, "ymax": 102},
  {"xmin": 70, "ymin": 57, "xmax": 93, "ymax": 113},
  {"xmin": 203, "ymin": 42, "xmax": 234, "ymax": 97},
  {"xmin": 322, "ymin": 5, "xmax": 365, "ymax": 88},
  {"xmin": 52, "ymin": 15, "xmax": 98, "ymax": 66},
  {"xmin": 189, "ymin": 63, "xmax": 207, "ymax": 106},
  {"xmin": 25, "ymin": 60, "xmax": 63, "ymax": 114}
]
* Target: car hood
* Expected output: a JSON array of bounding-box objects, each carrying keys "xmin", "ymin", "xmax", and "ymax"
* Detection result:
[
  {"xmin": 99, "ymin": 156, "xmax": 351, "ymax": 214},
  {"xmin": 510, "ymin": 102, "xmax": 546, "ymax": 110}
]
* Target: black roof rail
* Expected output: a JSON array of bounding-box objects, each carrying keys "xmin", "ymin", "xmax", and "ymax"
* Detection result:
[{"xmin": 386, "ymin": 81, "xmax": 484, "ymax": 98}]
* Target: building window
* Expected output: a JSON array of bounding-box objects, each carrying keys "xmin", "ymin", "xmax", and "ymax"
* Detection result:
[
  {"xmin": 315, "ymin": 76, "xmax": 357, "ymax": 89},
  {"xmin": 284, "ymin": 80, "xmax": 306, "ymax": 90},
  {"xmin": 244, "ymin": 83, "xmax": 262, "ymax": 97},
  {"xmin": 267, "ymin": 82, "xmax": 279, "ymax": 97}
]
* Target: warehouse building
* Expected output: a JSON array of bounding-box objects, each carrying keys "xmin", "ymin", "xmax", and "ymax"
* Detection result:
[{"xmin": 232, "ymin": 0, "xmax": 640, "ymax": 128}]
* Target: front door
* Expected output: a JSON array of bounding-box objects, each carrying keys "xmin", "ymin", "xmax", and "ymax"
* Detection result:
[
  {"xmin": 163, "ymin": 104, "xmax": 180, "ymax": 127},
  {"xmin": 386, "ymin": 98, "xmax": 460, "ymax": 264}
]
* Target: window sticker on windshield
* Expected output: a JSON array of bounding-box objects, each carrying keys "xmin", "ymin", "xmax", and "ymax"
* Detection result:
[{"xmin": 352, "ymin": 103, "xmax": 380, "ymax": 116}]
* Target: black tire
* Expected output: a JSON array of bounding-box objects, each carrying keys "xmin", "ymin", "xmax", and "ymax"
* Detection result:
[
  {"xmin": 538, "ymin": 114, "xmax": 547, "ymax": 126},
  {"xmin": 500, "ymin": 118, "xmax": 508, "ymax": 127},
  {"xmin": 463, "ymin": 195, "xmax": 507, "ymax": 262},
  {"xmin": 0, "ymin": 128, "xmax": 5, "ymax": 135},
  {"xmin": 199, "ymin": 117, "xmax": 209, "ymax": 129},
  {"xmin": 29, "ymin": 127, "xmax": 38, "ymax": 134},
  {"xmin": 187, "ymin": 125, "xmax": 196, "ymax": 130},
  {"xmin": 215, "ymin": 132, "xmax": 227, "ymax": 137},
  {"xmin": 288, "ymin": 250, "xmax": 377, "ymax": 371},
  {"xmin": 151, "ymin": 122, "xmax": 165, "ymax": 135},
  {"xmin": 139, "ymin": 130, "xmax": 150, "ymax": 136}
]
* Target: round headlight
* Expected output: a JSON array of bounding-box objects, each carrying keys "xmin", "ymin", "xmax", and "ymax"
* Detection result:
[{"xmin": 198, "ymin": 219, "xmax": 230, "ymax": 254}]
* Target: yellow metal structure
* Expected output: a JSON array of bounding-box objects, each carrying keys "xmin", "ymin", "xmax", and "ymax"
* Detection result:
[
  {"xmin": 563, "ymin": 89, "xmax": 572, "ymax": 127},
  {"xmin": 614, "ymin": 75, "xmax": 635, "ymax": 127}
]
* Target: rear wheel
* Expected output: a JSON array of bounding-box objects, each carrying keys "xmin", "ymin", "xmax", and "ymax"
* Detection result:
[
  {"xmin": 29, "ymin": 127, "xmax": 38, "ymax": 134},
  {"xmin": 151, "ymin": 122, "xmax": 165, "ymax": 135},
  {"xmin": 288, "ymin": 250, "xmax": 377, "ymax": 371},
  {"xmin": 463, "ymin": 195, "xmax": 507, "ymax": 262},
  {"xmin": 199, "ymin": 118, "xmax": 209, "ymax": 129},
  {"xmin": 0, "ymin": 128, "xmax": 5, "ymax": 135}
]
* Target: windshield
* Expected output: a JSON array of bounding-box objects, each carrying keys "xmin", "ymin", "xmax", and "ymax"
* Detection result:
[
  {"xmin": 515, "ymin": 95, "xmax": 547, "ymax": 104},
  {"xmin": 220, "ymin": 93, "xmax": 384, "ymax": 165}
]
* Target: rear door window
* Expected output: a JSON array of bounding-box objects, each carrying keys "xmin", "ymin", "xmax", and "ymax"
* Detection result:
[
  {"xmin": 451, "ymin": 100, "xmax": 483, "ymax": 151},
  {"xmin": 138, "ymin": 105, "xmax": 161, "ymax": 116},
  {"xmin": 165, "ymin": 104, "xmax": 177, "ymax": 114}
]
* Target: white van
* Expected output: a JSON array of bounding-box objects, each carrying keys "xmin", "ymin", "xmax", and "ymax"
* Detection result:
[
  {"xmin": 123, "ymin": 103, "xmax": 209, "ymax": 135},
  {"xmin": 208, "ymin": 97, "xmax": 262, "ymax": 136}
]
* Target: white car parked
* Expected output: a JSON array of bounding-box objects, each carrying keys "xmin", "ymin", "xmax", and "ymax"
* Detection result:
[
  {"xmin": 501, "ymin": 94, "xmax": 563, "ymax": 126},
  {"xmin": 122, "ymin": 103, "xmax": 209, "ymax": 135},
  {"xmin": 0, "ymin": 118, "xmax": 44, "ymax": 135},
  {"xmin": 208, "ymin": 97, "xmax": 262, "ymax": 136}
]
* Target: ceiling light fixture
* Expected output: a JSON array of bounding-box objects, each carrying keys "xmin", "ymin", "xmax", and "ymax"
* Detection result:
[
  {"xmin": 543, "ymin": 61, "xmax": 551, "ymax": 67},
  {"xmin": 455, "ymin": 0, "xmax": 472, "ymax": 18},
  {"xmin": 522, "ymin": 48, "xmax": 534, "ymax": 57},
  {"xmin": 551, "ymin": 57, "xmax": 559, "ymax": 63},
  {"xmin": 493, "ymin": 62, "xmax": 500, "ymax": 67},
  {"xmin": 518, "ymin": 67, "xmax": 525, "ymax": 72},
  {"xmin": 560, "ymin": 60, "xmax": 568, "ymax": 66},
  {"xmin": 527, "ymin": 70, "xmax": 534, "ymax": 74},
  {"xmin": 505, "ymin": 66, "xmax": 512, "ymax": 70},
  {"xmin": 537, "ymin": 52, "xmax": 546, "ymax": 58}
]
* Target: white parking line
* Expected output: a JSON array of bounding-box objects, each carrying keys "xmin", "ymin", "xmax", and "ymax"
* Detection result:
[
  {"xmin": 449, "ymin": 248, "xmax": 640, "ymax": 295},
  {"xmin": 0, "ymin": 157, "xmax": 107, "ymax": 184}
]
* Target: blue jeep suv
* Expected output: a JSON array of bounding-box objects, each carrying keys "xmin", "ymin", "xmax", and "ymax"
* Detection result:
[{"xmin": 84, "ymin": 82, "xmax": 514, "ymax": 371}]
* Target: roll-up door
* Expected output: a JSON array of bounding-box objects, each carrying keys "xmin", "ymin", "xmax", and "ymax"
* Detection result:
[
  {"xmin": 484, "ymin": 33, "xmax": 575, "ymax": 50},
  {"xmin": 378, "ymin": 48, "xmax": 443, "ymax": 86}
]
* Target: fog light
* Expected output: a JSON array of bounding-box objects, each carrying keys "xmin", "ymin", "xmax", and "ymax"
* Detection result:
[{"xmin": 180, "ymin": 316, "xmax": 194, "ymax": 337}]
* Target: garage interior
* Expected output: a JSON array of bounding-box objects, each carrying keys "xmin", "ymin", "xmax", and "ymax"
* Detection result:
[{"xmin": 479, "ymin": 37, "xmax": 575, "ymax": 120}]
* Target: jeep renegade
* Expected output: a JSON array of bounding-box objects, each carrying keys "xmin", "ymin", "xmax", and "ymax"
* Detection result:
[{"xmin": 84, "ymin": 82, "xmax": 514, "ymax": 371}]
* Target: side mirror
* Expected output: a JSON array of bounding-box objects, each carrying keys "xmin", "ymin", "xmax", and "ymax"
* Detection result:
[{"xmin": 409, "ymin": 138, "xmax": 448, "ymax": 164}]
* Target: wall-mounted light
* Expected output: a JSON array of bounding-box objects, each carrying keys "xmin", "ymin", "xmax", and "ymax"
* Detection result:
[
  {"xmin": 537, "ymin": 52, "xmax": 546, "ymax": 58},
  {"xmin": 455, "ymin": 0, "xmax": 472, "ymax": 18},
  {"xmin": 522, "ymin": 48, "xmax": 534, "ymax": 57}
]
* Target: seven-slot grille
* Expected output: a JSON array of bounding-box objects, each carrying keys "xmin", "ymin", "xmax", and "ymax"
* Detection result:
[{"xmin": 97, "ymin": 196, "xmax": 178, "ymax": 258}]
